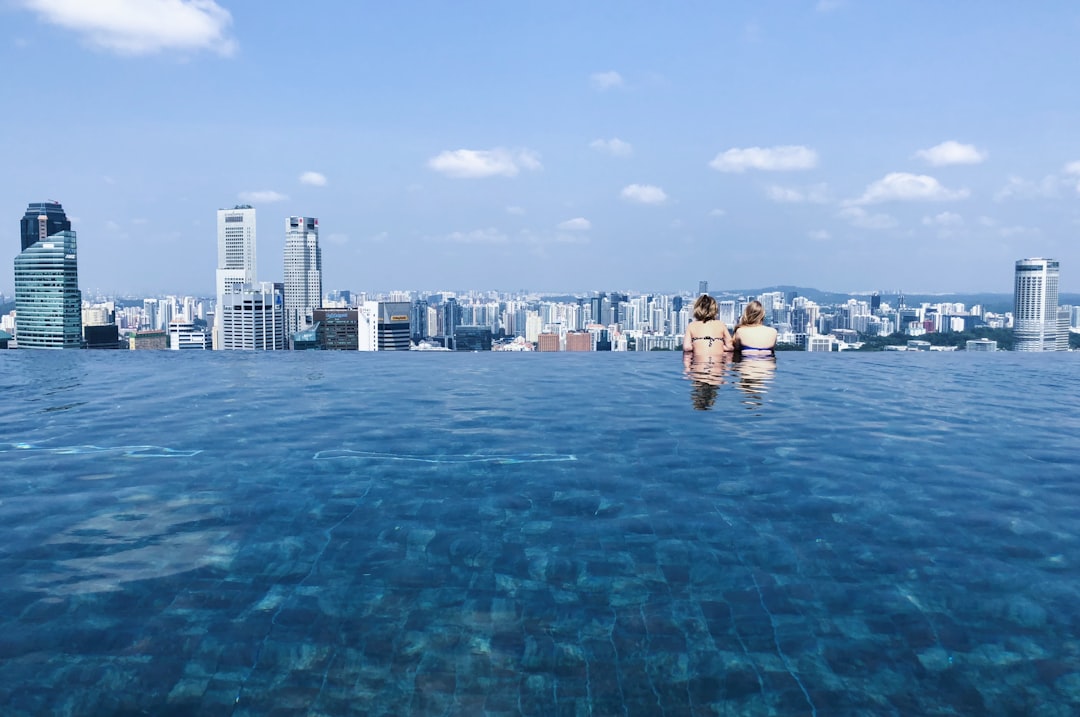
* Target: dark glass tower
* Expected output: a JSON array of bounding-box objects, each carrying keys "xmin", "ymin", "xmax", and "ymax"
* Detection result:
[
  {"xmin": 14, "ymin": 201, "xmax": 82, "ymax": 348},
  {"xmin": 20, "ymin": 202, "xmax": 71, "ymax": 252}
]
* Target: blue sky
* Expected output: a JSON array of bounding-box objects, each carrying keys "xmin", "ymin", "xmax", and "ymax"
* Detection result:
[{"xmin": 4, "ymin": 1, "xmax": 1080, "ymax": 296}]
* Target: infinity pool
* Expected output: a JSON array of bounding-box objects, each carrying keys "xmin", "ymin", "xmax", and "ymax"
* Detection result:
[{"xmin": 1, "ymin": 350, "xmax": 1078, "ymax": 715}]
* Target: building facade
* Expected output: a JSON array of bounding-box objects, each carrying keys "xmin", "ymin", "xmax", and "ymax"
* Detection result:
[
  {"xmin": 217, "ymin": 282, "xmax": 286, "ymax": 350},
  {"xmin": 283, "ymin": 216, "xmax": 322, "ymax": 342},
  {"xmin": 14, "ymin": 202, "xmax": 82, "ymax": 348},
  {"xmin": 1013, "ymin": 258, "xmax": 1060, "ymax": 351},
  {"xmin": 215, "ymin": 205, "xmax": 257, "ymax": 349}
]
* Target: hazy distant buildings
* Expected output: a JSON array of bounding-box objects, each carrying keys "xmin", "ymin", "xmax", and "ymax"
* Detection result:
[
  {"xmin": 283, "ymin": 216, "xmax": 322, "ymax": 342},
  {"xmin": 454, "ymin": 326, "xmax": 492, "ymax": 351},
  {"xmin": 966, "ymin": 338, "xmax": 997, "ymax": 351},
  {"xmin": 215, "ymin": 205, "xmax": 257, "ymax": 349},
  {"xmin": 14, "ymin": 201, "xmax": 82, "ymax": 349},
  {"xmin": 1013, "ymin": 258, "xmax": 1061, "ymax": 351}
]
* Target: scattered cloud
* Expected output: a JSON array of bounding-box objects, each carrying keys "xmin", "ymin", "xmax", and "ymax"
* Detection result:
[
  {"xmin": 438, "ymin": 228, "xmax": 509, "ymax": 244},
  {"xmin": 808, "ymin": 229, "xmax": 831, "ymax": 240},
  {"xmin": 589, "ymin": 137, "xmax": 633, "ymax": 157},
  {"xmin": 1064, "ymin": 161, "xmax": 1080, "ymax": 175},
  {"xmin": 765, "ymin": 183, "xmax": 829, "ymax": 203},
  {"xmin": 708, "ymin": 208, "xmax": 726, "ymax": 217},
  {"xmin": 621, "ymin": 184, "xmax": 668, "ymax": 205},
  {"xmin": 993, "ymin": 175, "xmax": 1060, "ymax": 201},
  {"xmin": 299, "ymin": 171, "xmax": 327, "ymax": 187},
  {"xmin": 914, "ymin": 140, "xmax": 987, "ymax": 166},
  {"xmin": 427, "ymin": 147, "xmax": 541, "ymax": 178},
  {"xmin": 326, "ymin": 233, "xmax": 350, "ymax": 245},
  {"xmin": 590, "ymin": 70, "xmax": 624, "ymax": 91},
  {"xmin": 999, "ymin": 225, "xmax": 1041, "ymax": 238},
  {"xmin": 505, "ymin": 205, "xmax": 525, "ymax": 215},
  {"xmin": 922, "ymin": 211, "xmax": 964, "ymax": 227},
  {"xmin": 102, "ymin": 175, "xmax": 116, "ymax": 185},
  {"xmin": 13, "ymin": 37, "xmax": 30, "ymax": 48},
  {"xmin": 18, "ymin": 0, "xmax": 236, "ymax": 56},
  {"xmin": 238, "ymin": 190, "xmax": 288, "ymax": 203},
  {"xmin": 557, "ymin": 217, "xmax": 591, "ymax": 231},
  {"xmin": 816, "ymin": 0, "xmax": 844, "ymax": 11},
  {"xmin": 709, "ymin": 145, "xmax": 818, "ymax": 172},
  {"xmin": 850, "ymin": 172, "xmax": 969, "ymax": 204},
  {"xmin": 838, "ymin": 207, "xmax": 898, "ymax": 230}
]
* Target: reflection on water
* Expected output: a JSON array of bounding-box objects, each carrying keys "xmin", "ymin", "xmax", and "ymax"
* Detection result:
[
  {"xmin": 732, "ymin": 355, "xmax": 777, "ymax": 410},
  {"xmin": 683, "ymin": 354, "xmax": 728, "ymax": 410},
  {"xmin": 684, "ymin": 353, "xmax": 777, "ymax": 411}
]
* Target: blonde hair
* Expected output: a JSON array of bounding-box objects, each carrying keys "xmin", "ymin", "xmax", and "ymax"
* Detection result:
[
  {"xmin": 693, "ymin": 294, "xmax": 718, "ymax": 322},
  {"xmin": 740, "ymin": 300, "xmax": 766, "ymax": 326}
]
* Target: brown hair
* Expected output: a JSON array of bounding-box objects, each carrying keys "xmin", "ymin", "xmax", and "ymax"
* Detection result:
[
  {"xmin": 740, "ymin": 300, "xmax": 766, "ymax": 326},
  {"xmin": 693, "ymin": 294, "xmax": 718, "ymax": 322}
]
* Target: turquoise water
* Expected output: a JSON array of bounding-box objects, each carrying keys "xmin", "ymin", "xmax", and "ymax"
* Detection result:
[{"xmin": 1, "ymin": 350, "xmax": 1078, "ymax": 716}]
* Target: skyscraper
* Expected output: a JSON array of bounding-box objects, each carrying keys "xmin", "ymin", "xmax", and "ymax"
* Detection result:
[
  {"xmin": 283, "ymin": 216, "xmax": 322, "ymax": 343},
  {"xmin": 14, "ymin": 201, "xmax": 82, "ymax": 348},
  {"xmin": 215, "ymin": 205, "xmax": 257, "ymax": 349},
  {"xmin": 1014, "ymin": 258, "xmax": 1060, "ymax": 351}
]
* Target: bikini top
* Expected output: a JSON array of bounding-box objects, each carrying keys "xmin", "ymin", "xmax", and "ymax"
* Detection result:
[{"xmin": 691, "ymin": 336, "xmax": 724, "ymax": 347}]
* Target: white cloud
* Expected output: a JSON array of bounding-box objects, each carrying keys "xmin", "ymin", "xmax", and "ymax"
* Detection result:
[
  {"xmin": 808, "ymin": 229, "xmax": 831, "ymax": 240},
  {"xmin": 557, "ymin": 217, "xmax": 591, "ymax": 231},
  {"xmin": 299, "ymin": 171, "xmax": 327, "ymax": 187},
  {"xmin": 922, "ymin": 211, "xmax": 963, "ymax": 227},
  {"xmin": 589, "ymin": 137, "xmax": 633, "ymax": 157},
  {"xmin": 621, "ymin": 184, "xmax": 668, "ymax": 204},
  {"xmin": 505, "ymin": 205, "xmax": 525, "ymax": 215},
  {"xmin": 993, "ymin": 175, "xmax": 1060, "ymax": 201},
  {"xmin": 427, "ymin": 147, "xmax": 542, "ymax": 179},
  {"xmin": 709, "ymin": 208, "xmax": 726, "ymax": 217},
  {"xmin": 326, "ymin": 233, "xmax": 349, "ymax": 245},
  {"xmin": 914, "ymin": 140, "xmax": 987, "ymax": 166},
  {"xmin": 851, "ymin": 172, "xmax": 969, "ymax": 204},
  {"xmin": 999, "ymin": 225, "xmax": 1041, "ymax": 238},
  {"xmin": 709, "ymin": 145, "xmax": 818, "ymax": 172},
  {"xmin": 238, "ymin": 190, "xmax": 288, "ymax": 203},
  {"xmin": 838, "ymin": 207, "xmax": 898, "ymax": 230},
  {"xmin": 765, "ymin": 183, "xmax": 829, "ymax": 203},
  {"xmin": 19, "ymin": 0, "xmax": 236, "ymax": 56},
  {"xmin": 1064, "ymin": 161, "xmax": 1080, "ymax": 175},
  {"xmin": 816, "ymin": 0, "xmax": 844, "ymax": 11},
  {"xmin": 439, "ymin": 228, "xmax": 509, "ymax": 244},
  {"xmin": 590, "ymin": 70, "xmax": 624, "ymax": 91}
]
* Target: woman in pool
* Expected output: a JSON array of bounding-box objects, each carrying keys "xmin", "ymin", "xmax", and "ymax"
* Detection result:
[
  {"xmin": 682, "ymin": 294, "xmax": 733, "ymax": 357},
  {"xmin": 731, "ymin": 300, "xmax": 777, "ymax": 354}
]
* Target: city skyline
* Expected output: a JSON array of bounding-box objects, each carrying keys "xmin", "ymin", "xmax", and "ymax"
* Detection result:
[{"xmin": 5, "ymin": 3, "xmax": 1080, "ymax": 296}]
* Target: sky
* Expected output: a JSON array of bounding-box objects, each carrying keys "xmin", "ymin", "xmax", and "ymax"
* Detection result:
[{"xmin": 3, "ymin": 1, "xmax": 1080, "ymax": 297}]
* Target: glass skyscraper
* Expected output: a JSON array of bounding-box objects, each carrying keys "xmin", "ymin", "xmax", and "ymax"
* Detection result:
[
  {"xmin": 1014, "ymin": 257, "xmax": 1061, "ymax": 351},
  {"xmin": 14, "ymin": 201, "xmax": 82, "ymax": 348}
]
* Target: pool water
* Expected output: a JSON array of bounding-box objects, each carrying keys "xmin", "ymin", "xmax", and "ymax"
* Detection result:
[{"xmin": 1, "ymin": 350, "xmax": 1078, "ymax": 715}]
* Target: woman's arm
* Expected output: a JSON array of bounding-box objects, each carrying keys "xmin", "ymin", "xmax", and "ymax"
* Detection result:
[
  {"xmin": 727, "ymin": 325, "xmax": 739, "ymax": 351},
  {"xmin": 683, "ymin": 322, "xmax": 694, "ymax": 353}
]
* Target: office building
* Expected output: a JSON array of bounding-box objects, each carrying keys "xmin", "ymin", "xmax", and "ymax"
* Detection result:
[
  {"xmin": 565, "ymin": 331, "xmax": 593, "ymax": 351},
  {"xmin": 966, "ymin": 339, "xmax": 997, "ymax": 351},
  {"xmin": 313, "ymin": 308, "xmax": 359, "ymax": 350},
  {"xmin": 537, "ymin": 333, "xmax": 560, "ymax": 352},
  {"xmin": 1014, "ymin": 258, "xmax": 1061, "ymax": 351},
  {"xmin": 215, "ymin": 205, "xmax": 257, "ymax": 349},
  {"xmin": 454, "ymin": 326, "xmax": 492, "ymax": 351},
  {"xmin": 358, "ymin": 301, "xmax": 379, "ymax": 351},
  {"xmin": 217, "ymin": 282, "xmax": 285, "ymax": 350},
  {"xmin": 168, "ymin": 319, "xmax": 211, "ymax": 350},
  {"xmin": 283, "ymin": 216, "xmax": 322, "ymax": 342},
  {"xmin": 378, "ymin": 302, "xmax": 412, "ymax": 350},
  {"xmin": 14, "ymin": 201, "xmax": 82, "ymax": 348}
]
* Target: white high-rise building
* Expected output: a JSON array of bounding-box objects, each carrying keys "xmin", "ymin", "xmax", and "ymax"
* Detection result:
[
  {"xmin": 283, "ymin": 216, "xmax": 322, "ymax": 343},
  {"xmin": 215, "ymin": 205, "xmax": 257, "ymax": 349},
  {"xmin": 1014, "ymin": 258, "xmax": 1061, "ymax": 351},
  {"xmin": 218, "ymin": 281, "xmax": 286, "ymax": 351}
]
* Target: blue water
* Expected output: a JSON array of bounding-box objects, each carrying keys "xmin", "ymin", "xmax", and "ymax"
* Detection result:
[{"xmin": 1, "ymin": 350, "xmax": 1078, "ymax": 716}]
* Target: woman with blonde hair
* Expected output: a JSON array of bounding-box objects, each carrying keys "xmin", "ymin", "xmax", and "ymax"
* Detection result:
[
  {"xmin": 682, "ymin": 294, "xmax": 732, "ymax": 357},
  {"xmin": 731, "ymin": 300, "xmax": 777, "ymax": 354}
]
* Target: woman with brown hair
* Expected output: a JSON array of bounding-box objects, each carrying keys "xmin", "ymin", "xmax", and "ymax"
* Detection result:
[{"xmin": 682, "ymin": 294, "xmax": 733, "ymax": 357}]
